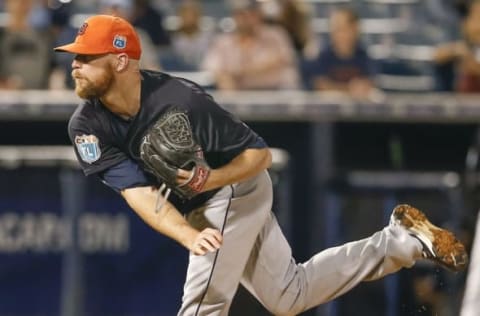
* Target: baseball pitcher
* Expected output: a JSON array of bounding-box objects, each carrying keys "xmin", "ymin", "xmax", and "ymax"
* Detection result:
[{"xmin": 55, "ymin": 15, "xmax": 468, "ymax": 316}]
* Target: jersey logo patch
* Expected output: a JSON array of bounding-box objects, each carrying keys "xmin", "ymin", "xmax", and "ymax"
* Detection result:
[{"xmin": 75, "ymin": 134, "xmax": 101, "ymax": 164}]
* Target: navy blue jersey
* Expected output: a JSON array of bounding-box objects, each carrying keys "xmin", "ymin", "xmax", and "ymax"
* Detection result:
[{"xmin": 68, "ymin": 70, "xmax": 267, "ymax": 212}]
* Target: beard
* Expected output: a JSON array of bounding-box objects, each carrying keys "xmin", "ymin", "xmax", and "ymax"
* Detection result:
[{"xmin": 72, "ymin": 68, "xmax": 114, "ymax": 99}]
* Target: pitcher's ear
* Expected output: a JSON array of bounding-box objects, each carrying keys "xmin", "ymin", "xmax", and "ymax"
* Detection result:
[{"xmin": 116, "ymin": 53, "xmax": 129, "ymax": 72}]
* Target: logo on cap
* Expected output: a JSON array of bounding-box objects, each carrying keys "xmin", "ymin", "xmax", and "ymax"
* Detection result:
[
  {"xmin": 113, "ymin": 35, "xmax": 127, "ymax": 49},
  {"xmin": 78, "ymin": 22, "xmax": 88, "ymax": 35}
]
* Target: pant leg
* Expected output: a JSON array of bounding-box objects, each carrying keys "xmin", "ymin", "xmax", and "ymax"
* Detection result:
[
  {"xmin": 241, "ymin": 212, "xmax": 424, "ymax": 316},
  {"xmin": 460, "ymin": 212, "xmax": 480, "ymax": 316},
  {"xmin": 177, "ymin": 171, "xmax": 273, "ymax": 316}
]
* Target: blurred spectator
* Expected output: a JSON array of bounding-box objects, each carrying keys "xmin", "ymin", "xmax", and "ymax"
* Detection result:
[
  {"xmin": 50, "ymin": 2, "xmax": 77, "ymax": 89},
  {"xmin": 202, "ymin": 0, "xmax": 300, "ymax": 90},
  {"xmin": 453, "ymin": 0, "xmax": 473, "ymax": 17},
  {"xmin": 410, "ymin": 268, "xmax": 454, "ymax": 316},
  {"xmin": 262, "ymin": 0, "xmax": 318, "ymax": 59},
  {"xmin": 131, "ymin": 0, "xmax": 170, "ymax": 47},
  {"xmin": 0, "ymin": 0, "xmax": 54, "ymax": 89},
  {"xmin": 29, "ymin": 0, "xmax": 52, "ymax": 30},
  {"xmin": 433, "ymin": 0, "xmax": 480, "ymax": 93},
  {"xmin": 100, "ymin": 0, "xmax": 161, "ymax": 71},
  {"xmin": 307, "ymin": 7, "xmax": 379, "ymax": 100},
  {"xmin": 171, "ymin": 0, "xmax": 214, "ymax": 70}
]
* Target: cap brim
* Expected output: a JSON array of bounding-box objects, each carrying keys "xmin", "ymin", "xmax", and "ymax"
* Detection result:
[{"xmin": 54, "ymin": 42, "xmax": 108, "ymax": 55}]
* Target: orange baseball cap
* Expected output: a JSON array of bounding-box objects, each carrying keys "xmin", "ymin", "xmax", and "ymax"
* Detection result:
[{"xmin": 54, "ymin": 15, "xmax": 142, "ymax": 59}]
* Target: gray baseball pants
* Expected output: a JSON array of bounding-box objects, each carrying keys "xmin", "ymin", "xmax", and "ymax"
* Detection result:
[
  {"xmin": 460, "ymin": 211, "xmax": 480, "ymax": 316},
  {"xmin": 178, "ymin": 170, "xmax": 423, "ymax": 316}
]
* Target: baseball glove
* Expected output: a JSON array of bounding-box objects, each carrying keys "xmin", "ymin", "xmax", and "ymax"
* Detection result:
[{"xmin": 140, "ymin": 108, "xmax": 210, "ymax": 203}]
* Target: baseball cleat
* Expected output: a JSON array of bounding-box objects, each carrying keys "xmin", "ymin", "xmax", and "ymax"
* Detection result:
[{"xmin": 390, "ymin": 204, "xmax": 468, "ymax": 272}]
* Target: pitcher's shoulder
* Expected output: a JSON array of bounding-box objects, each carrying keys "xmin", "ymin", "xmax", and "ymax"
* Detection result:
[{"xmin": 68, "ymin": 99, "xmax": 105, "ymax": 132}]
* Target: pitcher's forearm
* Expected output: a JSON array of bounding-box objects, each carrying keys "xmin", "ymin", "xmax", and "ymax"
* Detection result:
[
  {"xmin": 121, "ymin": 186, "xmax": 199, "ymax": 249},
  {"xmin": 203, "ymin": 148, "xmax": 272, "ymax": 191}
]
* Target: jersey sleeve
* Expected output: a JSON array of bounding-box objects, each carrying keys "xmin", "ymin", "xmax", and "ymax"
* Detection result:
[
  {"xmin": 186, "ymin": 94, "xmax": 267, "ymax": 166},
  {"xmin": 98, "ymin": 159, "xmax": 154, "ymax": 192},
  {"xmin": 68, "ymin": 107, "xmax": 129, "ymax": 176}
]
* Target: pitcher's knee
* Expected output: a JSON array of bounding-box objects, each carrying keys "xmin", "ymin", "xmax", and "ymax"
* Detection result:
[
  {"xmin": 262, "ymin": 294, "xmax": 305, "ymax": 316},
  {"xmin": 266, "ymin": 304, "xmax": 302, "ymax": 316}
]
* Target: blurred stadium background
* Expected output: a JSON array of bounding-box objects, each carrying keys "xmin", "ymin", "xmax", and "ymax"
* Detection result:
[{"xmin": 0, "ymin": 0, "xmax": 479, "ymax": 315}]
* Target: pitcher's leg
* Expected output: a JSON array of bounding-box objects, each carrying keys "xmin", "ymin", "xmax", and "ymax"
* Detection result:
[
  {"xmin": 178, "ymin": 172, "xmax": 273, "ymax": 316},
  {"xmin": 460, "ymin": 212, "xmax": 480, "ymax": 316},
  {"xmin": 241, "ymin": 212, "xmax": 423, "ymax": 315}
]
